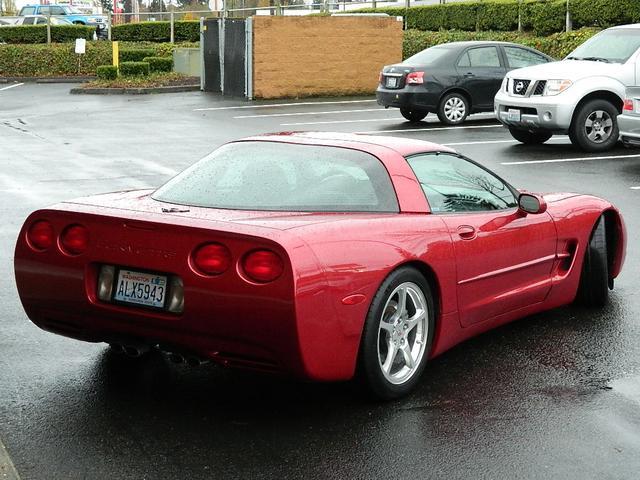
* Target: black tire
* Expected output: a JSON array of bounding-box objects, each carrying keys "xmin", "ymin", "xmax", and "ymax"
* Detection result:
[
  {"xmin": 569, "ymin": 99, "xmax": 619, "ymax": 152},
  {"xmin": 437, "ymin": 92, "xmax": 469, "ymax": 125},
  {"xmin": 358, "ymin": 267, "xmax": 435, "ymax": 400},
  {"xmin": 400, "ymin": 108, "xmax": 428, "ymax": 123},
  {"xmin": 576, "ymin": 216, "xmax": 609, "ymax": 307},
  {"xmin": 509, "ymin": 127, "xmax": 553, "ymax": 145}
]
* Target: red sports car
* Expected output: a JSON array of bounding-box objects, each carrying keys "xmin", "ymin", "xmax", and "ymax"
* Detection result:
[{"xmin": 14, "ymin": 132, "xmax": 626, "ymax": 399}]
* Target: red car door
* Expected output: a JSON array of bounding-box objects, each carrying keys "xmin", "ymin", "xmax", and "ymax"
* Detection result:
[
  {"xmin": 441, "ymin": 210, "xmax": 556, "ymax": 326},
  {"xmin": 405, "ymin": 152, "xmax": 557, "ymax": 327}
]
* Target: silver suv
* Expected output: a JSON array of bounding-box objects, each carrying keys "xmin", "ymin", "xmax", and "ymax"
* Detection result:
[{"xmin": 494, "ymin": 24, "xmax": 640, "ymax": 152}]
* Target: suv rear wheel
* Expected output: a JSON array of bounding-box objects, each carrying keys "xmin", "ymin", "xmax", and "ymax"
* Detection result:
[
  {"xmin": 509, "ymin": 127, "xmax": 553, "ymax": 145},
  {"xmin": 569, "ymin": 99, "xmax": 619, "ymax": 152}
]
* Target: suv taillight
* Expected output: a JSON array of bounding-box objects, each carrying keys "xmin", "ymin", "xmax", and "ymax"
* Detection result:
[
  {"xmin": 406, "ymin": 72, "xmax": 424, "ymax": 85},
  {"xmin": 624, "ymin": 99, "xmax": 634, "ymax": 111}
]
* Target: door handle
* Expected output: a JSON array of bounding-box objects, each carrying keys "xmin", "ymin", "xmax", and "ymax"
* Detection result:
[
  {"xmin": 464, "ymin": 72, "xmax": 475, "ymax": 77},
  {"xmin": 457, "ymin": 225, "xmax": 477, "ymax": 240}
]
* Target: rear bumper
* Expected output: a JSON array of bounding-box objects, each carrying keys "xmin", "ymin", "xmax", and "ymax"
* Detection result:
[
  {"xmin": 618, "ymin": 113, "xmax": 640, "ymax": 145},
  {"xmin": 376, "ymin": 87, "xmax": 438, "ymax": 111}
]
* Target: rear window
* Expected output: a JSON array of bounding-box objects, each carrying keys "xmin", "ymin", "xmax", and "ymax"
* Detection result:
[
  {"xmin": 403, "ymin": 45, "xmax": 452, "ymax": 66},
  {"xmin": 152, "ymin": 142, "xmax": 399, "ymax": 212}
]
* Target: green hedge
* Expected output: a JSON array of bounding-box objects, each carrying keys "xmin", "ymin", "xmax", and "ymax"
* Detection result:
[
  {"xmin": 120, "ymin": 48, "xmax": 156, "ymax": 62},
  {"xmin": 96, "ymin": 65, "xmax": 118, "ymax": 80},
  {"xmin": 142, "ymin": 56, "xmax": 173, "ymax": 72},
  {"xmin": 112, "ymin": 21, "xmax": 199, "ymax": 43},
  {"xmin": 354, "ymin": 0, "xmax": 640, "ymax": 36},
  {"xmin": 0, "ymin": 24, "xmax": 95, "ymax": 44},
  {"xmin": 0, "ymin": 42, "xmax": 193, "ymax": 77},
  {"xmin": 120, "ymin": 61, "xmax": 150, "ymax": 76},
  {"xmin": 403, "ymin": 28, "xmax": 600, "ymax": 60}
]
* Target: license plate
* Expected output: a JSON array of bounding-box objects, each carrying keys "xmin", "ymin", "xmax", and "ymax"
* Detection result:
[
  {"xmin": 508, "ymin": 108, "xmax": 521, "ymax": 122},
  {"xmin": 386, "ymin": 77, "xmax": 398, "ymax": 88},
  {"xmin": 113, "ymin": 269, "xmax": 167, "ymax": 309}
]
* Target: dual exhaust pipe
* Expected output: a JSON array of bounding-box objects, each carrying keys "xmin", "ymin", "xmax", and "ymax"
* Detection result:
[{"xmin": 110, "ymin": 342, "xmax": 207, "ymax": 367}]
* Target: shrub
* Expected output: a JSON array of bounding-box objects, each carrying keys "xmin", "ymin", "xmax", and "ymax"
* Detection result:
[
  {"xmin": 0, "ymin": 24, "xmax": 94, "ymax": 44},
  {"xmin": 112, "ymin": 21, "xmax": 199, "ymax": 43},
  {"xmin": 119, "ymin": 61, "xmax": 150, "ymax": 76},
  {"xmin": 96, "ymin": 64, "xmax": 118, "ymax": 80},
  {"xmin": 120, "ymin": 48, "xmax": 156, "ymax": 62},
  {"xmin": 142, "ymin": 56, "xmax": 173, "ymax": 72},
  {"xmin": 402, "ymin": 28, "xmax": 600, "ymax": 61},
  {"xmin": 570, "ymin": 0, "xmax": 640, "ymax": 29}
]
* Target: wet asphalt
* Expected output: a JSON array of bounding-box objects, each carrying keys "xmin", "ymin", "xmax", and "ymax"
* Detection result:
[{"xmin": 0, "ymin": 84, "xmax": 639, "ymax": 479}]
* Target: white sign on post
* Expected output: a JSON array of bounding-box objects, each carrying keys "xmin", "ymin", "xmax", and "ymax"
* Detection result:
[{"xmin": 75, "ymin": 38, "xmax": 86, "ymax": 55}]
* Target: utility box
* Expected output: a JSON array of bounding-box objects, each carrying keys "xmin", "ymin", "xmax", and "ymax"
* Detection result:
[{"xmin": 173, "ymin": 48, "xmax": 201, "ymax": 77}]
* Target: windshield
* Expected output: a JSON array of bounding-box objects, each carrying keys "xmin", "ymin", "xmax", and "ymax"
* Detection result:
[
  {"xmin": 567, "ymin": 29, "xmax": 640, "ymax": 63},
  {"xmin": 403, "ymin": 45, "xmax": 452, "ymax": 66},
  {"xmin": 152, "ymin": 142, "xmax": 399, "ymax": 212}
]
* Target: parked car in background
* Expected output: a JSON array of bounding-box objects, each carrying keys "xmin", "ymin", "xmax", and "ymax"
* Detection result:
[
  {"xmin": 0, "ymin": 18, "xmax": 16, "ymax": 25},
  {"xmin": 377, "ymin": 41, "xmax": 553, "ymax": 125},
  {"xmin": 14, "ymin": 133, "xmax": 626, "ymax": 399},
  {"xmin": 18, "ymin": 4, "xmax": 106, "ymax": 32},
  {"xmin": 618, "ymin": 86, "xmax": 640, "ymax": 147},
  {"xmin": 495, "ymin": 24, "xmax": 640, "ymax": 152}
]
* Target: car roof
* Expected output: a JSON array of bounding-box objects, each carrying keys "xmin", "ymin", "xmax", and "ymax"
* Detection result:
[
  {"xmin": 240, "ymin": 131, "xmax": 455, "ymax": 157},
  {"xmin": 435, "ymin": 40, "xmax": 533, "ymax": 49},
  {"xmin": 607, "ymin": 23, "xmax": 640, "ymax": 30}
]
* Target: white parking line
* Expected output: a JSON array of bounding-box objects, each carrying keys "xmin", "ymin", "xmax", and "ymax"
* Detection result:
[
  {"xmin": 194, "ymin": 99, "xmax": 377, "ymax": 111},
  {"xmin": 444, "ymin": 140, "xmax": 517, "ymax": 146},
  {"xmin": 355, "ymin": 124, "xmax": 503, "ymax": 134},
  {"xmin": 0, "ymin": 83, "xmax": 24, "ymax": 92},
  {"xmin": 502, "ymin": 153, "xmax": 640, "ymax": 165},
  {"xmin": 0, "ymin": 437, "xmax": 19, "ymax": 480},
  {"xmin": 236, "ymin": 108, "xmax": 386, "ymax": 119},
  {"xmin": 282, "ymin": 117, "xmax": 399, "ymax": 126},
  {"xmin": 631, "ymin": 186, "xmax": 640, "ymax": 190}
]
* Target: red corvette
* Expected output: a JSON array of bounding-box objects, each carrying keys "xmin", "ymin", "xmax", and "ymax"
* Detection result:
[{"xmin": 14, "ymin": 132, "xmax": 626, "ymax": 398}]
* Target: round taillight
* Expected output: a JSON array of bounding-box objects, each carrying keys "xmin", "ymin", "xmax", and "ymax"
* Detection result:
[
  {"xmin": 60, "ymin": 224, "xmax": 89, "ymax": 255},
  {"xmin": 242, "ymin": 250, "xmax": 284, "ymax": 283},
  {"xmin": 26, "ymin": 220, "xmax": 54, "ymax": 251},
  {"xmin": 192, "ymin": 243, "xmax": 232, "ymax": 276}
]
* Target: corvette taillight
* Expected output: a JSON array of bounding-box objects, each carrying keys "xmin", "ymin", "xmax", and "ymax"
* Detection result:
[
  {"xmin": 192, "ymin": 243, "xmax": 232, "ymax": 276},
  {"xmin": 406, "ymin": 71, "xmax": 424, "ymax": 85},
  {"xmin": 26, "ymin": 220, "xmax": 54, "ymax": 251},
  {"xmin": 60, "ymin": 224, "xmax": 89, "ymax": 255},
  {"xmin": 242, "ymin": 250, "xmax": 284, "ymax": 283},
  {"xmin": 624, "ymin": 99, "xmax": 634, "ymax": 111}
]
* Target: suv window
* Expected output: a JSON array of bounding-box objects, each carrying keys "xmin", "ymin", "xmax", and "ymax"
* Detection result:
[
  {"xmin": 20, "ymin": 6, "xmax": 36, "ymax": 14},
  {"xmin": 407, "ymin": 153, "xmax": 517, "ymax": 213},
  {"xmin": 505, "ymin": 47, "xmax": 548, "ymax": 68},
  {"xmin": 458, "ymin": 47, "xmax": 501, "ymax": 68},
  {"xmin": 49, "ymin": 6, "xmax": 66, "ymax": 15}
]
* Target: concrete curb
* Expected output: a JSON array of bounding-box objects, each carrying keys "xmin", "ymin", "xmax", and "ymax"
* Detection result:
[
  {"xmin": 0, "ymin": 438, "xmax": 20, "ymax": 480},
  {"xmin": 69, "ymin": 84, "xmax": 200, "ymax": 95},
  {"xmin": 0, "ymin": 77, "xmax": 94, "ymax": 84}
]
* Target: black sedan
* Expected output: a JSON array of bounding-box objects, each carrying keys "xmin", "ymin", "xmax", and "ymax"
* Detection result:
[{"xmin": 377, "ymin": 41, "xmax": 553, "ymax": 125}]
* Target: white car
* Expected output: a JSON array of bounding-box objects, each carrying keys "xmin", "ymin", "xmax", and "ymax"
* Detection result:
[{"xmin": 494, "ymin": 24, "xmax": 640, "ymax": 152}]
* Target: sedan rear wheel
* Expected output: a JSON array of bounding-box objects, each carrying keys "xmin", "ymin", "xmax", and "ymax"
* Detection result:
[
  {"xmin": 437, "ymin": 92, "xmax": 469, "ymax": 125},
  {"xmin": 400, "ymin": 108, "xmax": 428, "ymax": 123},
  {"xmin": 358, "ymin": 267, "xmax": 434, "ymax": 399}
]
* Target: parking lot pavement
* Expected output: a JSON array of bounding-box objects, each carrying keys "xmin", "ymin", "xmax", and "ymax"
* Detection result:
[{"xmin": 1, "ymin": 85, "xmax": 639, "ymax": 479}]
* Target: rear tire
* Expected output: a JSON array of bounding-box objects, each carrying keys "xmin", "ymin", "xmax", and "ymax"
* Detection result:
[
  {"xmin": 358, "ymin": 267, "xmax": 435, "ymax": 400},
  {"xmin": 569, "ymin": 99, "xmax": 619, "ymax": 152},
  {"xmin": 437, "ymin": 92, "xmax": 469, "ymax": 125},
  {"xmin": 509, "ymin": 127, "xmax": 553, "ymax": 145},
  {"xmin": 400, "ymin": 108, "xmax": 428, "ymax": 123},
  {"xmin": 576, "ymin": 216, "xmax": 609, "ymax": 307}
]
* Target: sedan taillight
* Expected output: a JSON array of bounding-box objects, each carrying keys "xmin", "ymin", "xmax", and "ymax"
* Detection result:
[
  {"xmin": 26, "ymin": 220, "xmax": 54, "ymax": 251},
  {"xmin": 242, "ymin": 250, "xmax": 284, "ymax": 283},
  {"xmin": 60, "ymin": 224, "xmax": 89, "ymax": 255},
  {"xmin": 406, "ymin": 71, "xmax": 424, "ymax": 85},
  {"xmin": 191, "ymin": 243, "xmax": 232, "ymax": 276}
]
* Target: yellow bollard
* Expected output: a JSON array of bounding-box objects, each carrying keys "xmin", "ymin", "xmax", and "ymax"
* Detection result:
[{"xmin": 112, "ymin": 41, "xmax": 119, "ymax": 69}]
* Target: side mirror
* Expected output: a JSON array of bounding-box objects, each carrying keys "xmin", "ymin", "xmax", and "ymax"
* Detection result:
[{"xmin": 518, "ymin": 193, "xmax": 547, "ymax": 215}]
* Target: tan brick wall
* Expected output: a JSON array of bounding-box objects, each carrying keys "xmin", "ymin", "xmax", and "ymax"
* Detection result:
[{"xmin": 252, "ymin": 16, "xmax": 403, "ymax": 99}]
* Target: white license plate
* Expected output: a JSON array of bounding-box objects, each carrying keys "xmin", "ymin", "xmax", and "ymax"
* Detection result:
[
  {"xmin": 113, "ymin": 269, "xmax": 167, "ymax": 309},
  {"xmin": 386, "ymin": 77, "xmax": 398, "ymax": 88},
  {"xmin": 508, "ymin": 108, "xmax": 521, "ymax": 122}
]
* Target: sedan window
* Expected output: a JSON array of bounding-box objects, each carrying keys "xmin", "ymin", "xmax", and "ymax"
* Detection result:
[
  {"xmin": 407, "ymin": 153, "xmax": 517, "ymax": 213},
  {"xmin": 459, "ymin": 47, "xmax": 501, "ymax": 68},
  {"xmin": 505, "ymin": 47, "xmax": 548, "ymax": 68}
]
